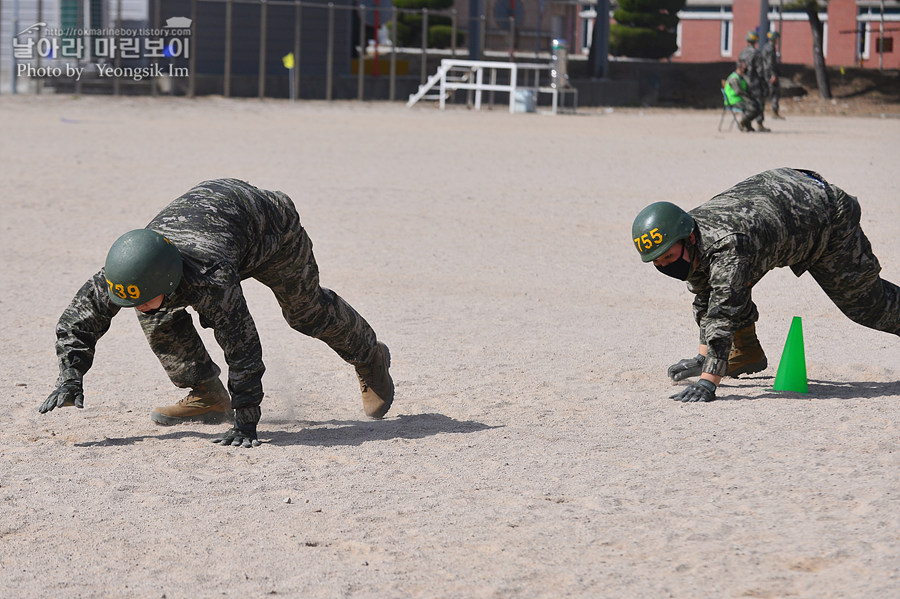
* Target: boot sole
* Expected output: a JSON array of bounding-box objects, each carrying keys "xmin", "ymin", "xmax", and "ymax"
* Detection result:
[
  {"xmin": 728, "ymin": 360, "xmax": 768, "ymax": 378},
  {"xmin": 364, "ymin": 343, "xmax": 394, "ymax": 419},
  {"xmin": 151, "ymin": 409, "xmax": 233, "ymax": 426}
]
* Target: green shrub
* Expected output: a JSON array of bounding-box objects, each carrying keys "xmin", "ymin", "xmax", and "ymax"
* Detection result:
[
  {"xmin": 610, "ymin": 0, "xmax": 685, "ymax": 59},
  {"xmin": 429, "ymin": 25, "xmax": 464, "ymax": 48},
  {"xmin": 610, "ymin": 24, "xmax": 678, "ymax": 59}
]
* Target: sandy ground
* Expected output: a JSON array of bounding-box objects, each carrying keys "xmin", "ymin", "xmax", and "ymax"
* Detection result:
[{"xmin": 1, "ymin": 95, "xmax": 898, "ymax": 599}]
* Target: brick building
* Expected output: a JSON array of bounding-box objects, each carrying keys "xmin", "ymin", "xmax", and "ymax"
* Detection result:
[{"xmin": 671, "ymin": 0, "xmax": 900, "ymax": 69}]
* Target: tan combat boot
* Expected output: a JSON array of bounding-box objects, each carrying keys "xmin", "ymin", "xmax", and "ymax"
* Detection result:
[
  {"xmin": 151, "ymin": 377, "xmax": 233, "ymax": 425},
  {"xmin": 355, "ymin": 342, "xmax": 394, "ymax": 419},
  {"xmin": 727, "ymin": 324, "xmax": 768, "ymax": 377}
]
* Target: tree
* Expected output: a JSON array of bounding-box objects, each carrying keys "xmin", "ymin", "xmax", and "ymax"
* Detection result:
[
  {"xmin": 390, "ymin": 0, "xmax": 463, "ymax": 49},
  {"xmin": 609, "ymin": 0, "xmax": 686, "ymax": 60},
  {"xmin": 787, "ymin": 0, "xmax": 831, "ymax": 98}
]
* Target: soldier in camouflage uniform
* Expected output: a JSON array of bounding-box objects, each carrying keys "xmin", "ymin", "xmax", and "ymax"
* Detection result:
[
  {"xmin": 39, "ymin": 179, "xmax": 395, "ymax": 447},
  {"xmin": 737, "ymin": 31, "xmax": 770, "ymax": 132},
  {"xmin": 762, "ymin": 30, "xmax": 784, "ymax": 119},
  {"xmin": 632, "ymin": 168, "xmax": 899, "ymax": 402},
  {"xmin": 724, "ymin": 59, "xmax": 762, "ymax": 132}
]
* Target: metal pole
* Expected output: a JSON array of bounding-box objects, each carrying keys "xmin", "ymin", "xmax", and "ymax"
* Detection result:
[
  {"xmin": 509, "ymin": 16, "xmax": 515, "ymax": 60},
  {"xmin": 114, "ymin": 0, "xmax": 122, "ymax": 96},
  {"xmin": 480, "ymin": 13, "xmax": 486, "ymax": 60},
  {"xmin": 373, "ymin": 0, "xmax": 379, "ymax": 77},
  {"xmin": 188, "ymin": 0, "xmax": 197, "ymax": 97},
  {"xmin": 36, "ymin": 0, "xmax": 43, "ymax": 94},
  {"xmin": 451, "ymin": 9, "xmax": 457, "ymax": 57},
  {"xmin": 326, "ymin": 2, "xmax": 334, "ymax": 101},
  {"xmin": 11, "ymin": 0, "xmax": 18, "ymax": 94},
  {"xmin": 152, "ymin": 0, "xmax": 160, "ymax": 96},
  {"xmin": 758, "ymin": 0, "xmax": 770, "ymax": 43},
  {"xmin": 75, "ymin": 0, "xmax": 83, "ymax": 95},
  {"xmin": 590, "ymin": 0, "xmax": 609, "ymax": 79},
  {"xmin": 259, "ymin": 0, "xmax": 268, "ymax": 99},
  {"xmin": 467, "ymin": 0, "xmax": 482, "ymax": 60},
  {"xmin": 879, "ymin": 0, "xmax": 885, "ymax": 71},
  {"xmin": 489, "ymin": 67, "xmax": 495, "ymax": 107},
  {"xmin": 778, "ymin": 0, "xmax": 783, "ymax": 55},
  {"xmin": 0, "ymin": 0, "xmax": 3, "ymax": 94},
  {"xmin": 224, "ymin": 0, "xmax": 233, "ymax": 96},
  {"xmin": 294, "ymin": 0, "xmax": 301, "ymax": 99},
  {"xmin": 358, "ymin": 4, "xmax": 365, "ymax": 100},
  {"xmin": 420, "ymin": 8, "xmax": 428, "ymax": 85},
  {"xmin": 389, "ymin": 6, "xmax": 397, "ymax": 101}
]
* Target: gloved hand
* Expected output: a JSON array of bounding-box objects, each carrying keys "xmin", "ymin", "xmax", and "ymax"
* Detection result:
[
  {"xmin": 212, "ymin": 405, "xmax": 262, "ymax": 448},
  {"xmin": 211, "ymin": 424, "xmax": 260, "ymax": 448},
  {"xmin": 39, "ymin": 379, "xmax": 85, "ymax": 413},
  {"xmin": 667, "ymin": 354, "xmax": 705, "ymax": 382},
  {"xmin": 669, "ymin": 379, "xmax": 717, "ymax": 403}
]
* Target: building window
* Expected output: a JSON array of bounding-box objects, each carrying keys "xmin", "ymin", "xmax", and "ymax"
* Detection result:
[
  {"xmin": 580, "ymin": 6, "xmax": 596, "ymax": 54},
  {"xmin": 721, "ymin": 18, "xmax": 733, "ymax": 57},
  {"xmin": 675, "ymin": 21, "xmax": 682, "ymax": 56},
  {"xmin": 859, "ymin": 21, "xmax": 871, "ymax": 60}
]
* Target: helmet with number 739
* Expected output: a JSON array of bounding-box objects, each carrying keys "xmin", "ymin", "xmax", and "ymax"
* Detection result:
[
  {"xmin": 631, "ymin": 202, "xmax": 695, "ymax": 263},
  {"xmin": 104, "ymin": 229, "xmax": 183, "ymax": 307}
]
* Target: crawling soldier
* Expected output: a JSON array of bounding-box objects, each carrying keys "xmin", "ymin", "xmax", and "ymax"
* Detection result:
[
  {"xmin": 632, "ymin": 168, "xmax": 899, "ymax": 402},
  {"xmin": 39, "ymin": 178, "xmax": 394, "ymax": 447}
]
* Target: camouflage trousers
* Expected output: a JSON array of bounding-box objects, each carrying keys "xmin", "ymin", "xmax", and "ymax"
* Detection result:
[
  {"xmin": 137, "ymin": 222, "xmax": 378, "ymax": 391},
  {"xmin": 810, "ymin": 183, "xmax": 900, "ymax": 336}
]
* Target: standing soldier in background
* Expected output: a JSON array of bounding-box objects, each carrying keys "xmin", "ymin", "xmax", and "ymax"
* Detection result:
[
  {"xmin": 738, "ymin": 30, "xmax": 770, "ymax": 132},
  {"xmin": 39, "ymin": 179, "xmax": 395, "ymax": 447},
  {"xmin": 762, "ymin": 30, "xmax": 785, "ymax": 119},
  {"xmin": 631, "ymin": 168, "xmax": 899, "ymax": 402}
]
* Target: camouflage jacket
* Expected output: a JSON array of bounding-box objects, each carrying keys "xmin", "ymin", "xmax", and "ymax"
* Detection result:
[
  {"xmin": 55, "ymin": 179, "xmax": 300, "ymax": 408},
  {"xmin": 738, "ymin": 45, "xmax": 763, "ymax": 86},
  {"xmin": 761, "ymin": 43, "xmax": 779, "ymax": 81},
  {"xmin": 686, "ymin": 168, "xmax": 839, "ymax": 376}
]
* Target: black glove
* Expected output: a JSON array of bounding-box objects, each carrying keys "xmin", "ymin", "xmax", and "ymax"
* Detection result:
[
  {"xmin": 212, "ymin": 405, "xmax": 261, "ymax": 448},
  {"xmin": 669, "ymin": 379, "xmax": 717, "ymax": 403},
  {"xmin": 211, "ymin": 424, "xmax": 260, "ymax": 448},
  {"xmin": 39, "ymin": 380, "xmax": 85, "ymax": 413},
  {"xmin": 667, "ymin": 354, "xmax": 705, "ymax": 382}
]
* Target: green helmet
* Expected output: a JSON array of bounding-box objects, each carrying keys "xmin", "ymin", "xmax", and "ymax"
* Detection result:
[
  {"xmin": 767, "ymin": 30, "xmax": 779, "ymax": 40},
  {"xmin": 747, "ymin": 30, "xmax": 759, "ymax": 43},
  {"xmin": 104, "ymin": 229, "xmax": 183, "ymax": 307},
  {"xmin": 631, "ymin": 202, "xmax": 695, "ymax": 263}
]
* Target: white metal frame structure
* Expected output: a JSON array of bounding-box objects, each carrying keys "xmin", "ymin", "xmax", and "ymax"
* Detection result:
[{"xmin": 407, "ymin": 59, "xmax": 577, "ymax": 114}]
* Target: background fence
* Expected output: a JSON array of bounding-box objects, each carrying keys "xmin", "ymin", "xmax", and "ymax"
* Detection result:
[{"xmin": 1, "ymin": 0, "xmax": 574, "ymax": 101}]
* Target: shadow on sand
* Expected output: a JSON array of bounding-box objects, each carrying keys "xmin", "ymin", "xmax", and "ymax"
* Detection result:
[
  {"xmin": 716, "ymin": 376, "xmax": 900, "ymax": 401},
  {"xmin": 75, "ymin": 413, "xmax": 500, "ymax": 448}
]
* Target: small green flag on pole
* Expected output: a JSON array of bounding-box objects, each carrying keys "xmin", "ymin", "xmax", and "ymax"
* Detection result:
[{"xmin": 283, "ymin": 53, "xmax": 295, "ymax": 69}]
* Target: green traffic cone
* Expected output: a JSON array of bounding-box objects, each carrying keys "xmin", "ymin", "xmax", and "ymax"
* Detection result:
[{"xmin": 773, "ymin": 316, "xmax": 808, "ymax": 393}]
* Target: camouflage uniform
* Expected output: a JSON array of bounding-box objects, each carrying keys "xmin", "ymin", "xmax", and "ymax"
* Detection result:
[
  {"xmin": 55, "ymin": 179, "xmax": 379, "ymax": 420},
  {"xmin": 686, "ymin": 168, "xmax": 900, "ymax": 377},
  {"xmin": 725, "ymin": 70, "xmax": 762, "ymax": 126},
  {"xmin": 738, "ymin": 44, "xmax": 766, "ymax": 125},
  {"xmin": 761, "ymin": 41, "xmax": 781, "ymax": 115}
]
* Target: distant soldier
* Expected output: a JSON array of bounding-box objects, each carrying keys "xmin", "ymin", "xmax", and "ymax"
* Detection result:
[
  {"xmin": 738, "ymin": 30, "xmax": 769, "ymax": 132},
  {"xmin": 39, "ymin": 179, "xmax": 395, "ymax": 447},
  {"xmin": 724, "ymin": 59, "xmax": 763, "ymax": 132},
  {"xmin": 762, "ymin": 30, "xmax": 785, "ymax": 119},
  {"xmin": 631, "ymin": 168, "xmax": 899, "ymax": 402}
]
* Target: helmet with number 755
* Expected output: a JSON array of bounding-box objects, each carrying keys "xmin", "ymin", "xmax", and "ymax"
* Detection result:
[
  {"xmin": 104, "ymin": 229, "xmax": 183, "ymax": 307},
  {"xmin": 631, "ymin": 202, "xmax": 695, "ymax": 263}
]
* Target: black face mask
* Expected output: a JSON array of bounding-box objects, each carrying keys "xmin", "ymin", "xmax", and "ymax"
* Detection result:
[
  {"xmin": 140, "ymin": 296, "xmax": 167, "ymax": 316},
  {"xmin": 655, "ymin": 244, "xmax": 692, "ymax": 281}
]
